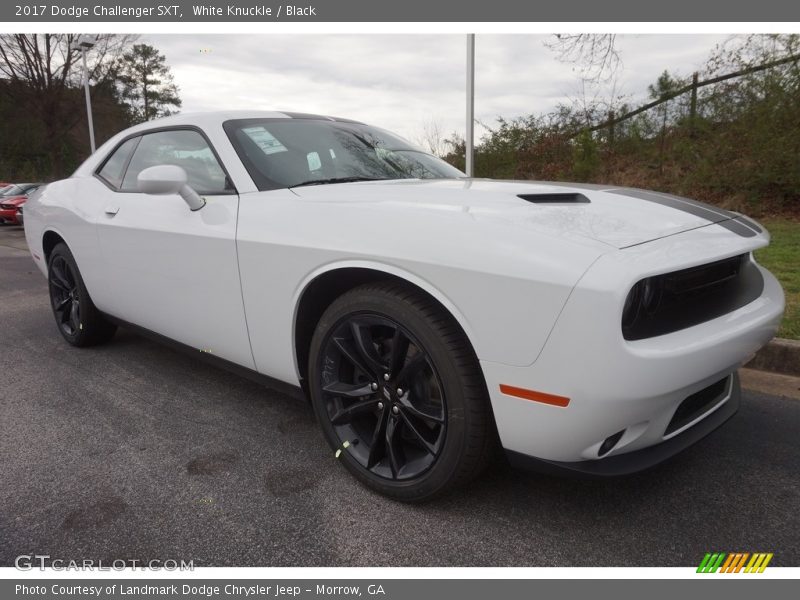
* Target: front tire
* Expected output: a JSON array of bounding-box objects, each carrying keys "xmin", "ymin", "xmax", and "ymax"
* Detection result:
[
  {"xmin": 308, "ymin": 282, "xmax": 494, "ymax": 501},
  {"xmin": 47, "ymin": 242, "xmax": 116, "ymax": 347}
]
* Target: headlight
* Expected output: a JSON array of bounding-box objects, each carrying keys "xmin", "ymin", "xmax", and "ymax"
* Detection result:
[
  {"xmin": 622, "ymin": 276, "xmax": 663, "ymax": 333},
  {"xmin": 622, "ymin": 281, "xmax": 642, "ymax": 331},
  {"xmin": 640, "ymin": 277, "xmax": 663, "ymax": 316}
]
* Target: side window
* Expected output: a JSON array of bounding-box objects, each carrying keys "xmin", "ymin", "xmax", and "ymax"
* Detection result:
[
  {"xmin": 97, "ymin": 137, "xmax": 139, "ymax": 190},
  {"xmin": 121, "ymin": 129, "xmax": 230, "ymax": 194}
]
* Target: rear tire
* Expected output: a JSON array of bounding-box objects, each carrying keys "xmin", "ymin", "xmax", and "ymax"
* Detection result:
[
  {"xmin": 47, "ymin": 242, "xmax": 116, "ymax": 347},
  {"xmin": 308, "ymin": 282, "xmax": 494, "ymax": 501}
]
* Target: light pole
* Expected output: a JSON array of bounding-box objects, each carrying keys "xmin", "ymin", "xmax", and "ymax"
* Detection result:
[
  {"xmin": 465, "ymin": 34, "xmax": 475, "ymax": 178},
  {"xmin": 71, "ymin": 38, "xmax": 96, "ymax": 154}
]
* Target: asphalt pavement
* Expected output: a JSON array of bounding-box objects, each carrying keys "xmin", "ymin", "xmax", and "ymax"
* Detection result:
[{"xmin": 1, "ymin": 224, "xmax": 798, "ymax": 567}]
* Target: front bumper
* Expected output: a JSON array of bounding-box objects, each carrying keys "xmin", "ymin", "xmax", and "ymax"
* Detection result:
[
  {"xmin": 482, "ymin": 223, "xmax": 784, "ymax": 470},
  {"xmin": 506, "ymin": 371, "xmax": 740, "ymax": 477},
  {"xmin": 0, "ymin": 209, "xmax": 19, "ymax": 225}
]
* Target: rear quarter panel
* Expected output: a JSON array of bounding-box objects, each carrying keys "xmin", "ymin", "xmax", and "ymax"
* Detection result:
[{"xmin": 24, "ymin": 178, "xmax": 107, "ymax": 303}]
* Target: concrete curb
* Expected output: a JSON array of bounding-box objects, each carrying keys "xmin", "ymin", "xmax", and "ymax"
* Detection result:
[
  {"xmin": 745, "ymin": 338, "xmax": 800, "ymax": 377},
  {"xmin": 739, "ymin": 368, "xmax": 800, "ymax": 399}
]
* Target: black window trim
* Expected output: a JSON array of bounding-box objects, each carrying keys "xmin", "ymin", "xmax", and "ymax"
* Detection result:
[
  {"xmin": 95, "ymin": 135, "xmax": 141, "ymax": 190},
  {"xmin": 93, "ymin": 125, "xmax": 238, "ymax": 196}
]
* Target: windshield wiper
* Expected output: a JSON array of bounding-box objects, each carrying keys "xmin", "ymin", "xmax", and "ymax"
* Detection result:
[{"xmin": 289, "ymin": 176, "xmax": 391, "ymax": 188}]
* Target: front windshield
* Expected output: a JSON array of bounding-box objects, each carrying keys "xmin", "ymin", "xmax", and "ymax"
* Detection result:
[{"xmin": 224, "ymin": 118, "xmax": 464, "ymax": 190}]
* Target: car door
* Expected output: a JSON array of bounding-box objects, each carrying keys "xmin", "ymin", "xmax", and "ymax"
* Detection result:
[{"xmin": 94, "ymin": 127, "xmax": 255, "ymax": 370}]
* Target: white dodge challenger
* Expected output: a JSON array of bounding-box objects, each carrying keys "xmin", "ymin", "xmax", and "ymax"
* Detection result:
[{"xmin": 24, "ymin": 111, "xmax": 784, "ymax": 500}]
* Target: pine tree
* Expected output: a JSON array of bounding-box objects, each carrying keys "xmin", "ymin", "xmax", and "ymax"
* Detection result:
[{"xmin": 117, "ymin": 44, "xmax": 181, "ymax": 124}]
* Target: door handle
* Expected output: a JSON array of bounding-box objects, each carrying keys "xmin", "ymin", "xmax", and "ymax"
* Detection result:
[{"xmin": 104, "ymin": 206, "xmax": 120, "ymax": 216}]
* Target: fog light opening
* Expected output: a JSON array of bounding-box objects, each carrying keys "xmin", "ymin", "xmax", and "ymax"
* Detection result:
[{"xmin": 598, "ymin": 430, "xmax": 625, "ymax": 457}]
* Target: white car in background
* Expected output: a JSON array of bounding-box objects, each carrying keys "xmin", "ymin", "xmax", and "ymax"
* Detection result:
[{"xmin": 23, "ymin": 111, "xmax": 784, "ymax": 500}]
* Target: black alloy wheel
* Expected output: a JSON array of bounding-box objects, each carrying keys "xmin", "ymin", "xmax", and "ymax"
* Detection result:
[
  {"xmin": 319, "ymin": 314, "xmax": 447, "ymax": 480},
  {"xmin": 47, "ymin": 243, "xmax": 116, "ymax": 347},
  {"xmin": 309, "ymin": 283, "xmax": 494, "ymax": 501},
  {"xmin": 49, "ymin": 254, "xmax": 82, "ymax": 337}
]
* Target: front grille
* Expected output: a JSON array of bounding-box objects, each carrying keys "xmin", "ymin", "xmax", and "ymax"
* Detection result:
[
  {"xmin": 665, "ymin": 377, "xmax": 729, "ymax": 436},
  {"xmin": 622, "ymin": 254, "xmax": 764, "ymax": 340}
]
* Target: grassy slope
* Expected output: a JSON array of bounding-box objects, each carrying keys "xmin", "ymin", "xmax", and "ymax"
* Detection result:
[{"xmin": 755, "ymin": 218, "xmax": 800, "ymax": 340}]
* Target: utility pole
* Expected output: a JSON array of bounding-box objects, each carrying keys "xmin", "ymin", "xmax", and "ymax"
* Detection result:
[{"xmin": 466, "ymin": 34, "xmax": 475, "ymax": 177}]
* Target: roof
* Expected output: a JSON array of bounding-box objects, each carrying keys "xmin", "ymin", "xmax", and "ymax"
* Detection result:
[
  {"xmin": 131, "ymin": 110, "xmax": 364, "ymax": 131},
  {"xmin": 72, "ymin": 110, "xmax": 368, "ymax": 182}
]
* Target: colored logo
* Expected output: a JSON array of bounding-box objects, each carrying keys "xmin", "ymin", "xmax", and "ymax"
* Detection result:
[{"xmin": 697, "ymin": 552, "xmax": 773, "ymax": 573}]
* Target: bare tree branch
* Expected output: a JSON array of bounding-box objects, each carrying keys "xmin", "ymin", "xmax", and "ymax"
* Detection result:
[
  {"xmin": 415, "ymin": 118, "xmax": 449, "ymax": 157},
  {"xmin": 0, "ymin": 33, "xmax": 137, "ymax": 176},
  {"xmin": 545, "ymin": 34, "xmax": 621, "ymax": 82}
]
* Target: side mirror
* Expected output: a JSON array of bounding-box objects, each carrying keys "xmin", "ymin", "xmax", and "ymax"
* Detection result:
[{"xmin": 137, "ymin": 165, "xmax": 206, "ymax": 211}]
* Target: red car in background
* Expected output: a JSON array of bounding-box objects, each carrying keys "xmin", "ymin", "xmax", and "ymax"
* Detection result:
[{"xmin": 0, "ymin": 183, "xmax": 42, "ymax": 225}]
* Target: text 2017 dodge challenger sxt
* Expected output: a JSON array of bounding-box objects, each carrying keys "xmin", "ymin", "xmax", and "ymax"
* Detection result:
[{"xmin": 24, "ymin": 111, "xmax": 784, "ymax": 500}]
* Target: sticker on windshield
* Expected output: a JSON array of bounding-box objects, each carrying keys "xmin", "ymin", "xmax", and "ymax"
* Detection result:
[{"xmin": 242, "ymin": 126, "xmax": 288, "ymax": 155}]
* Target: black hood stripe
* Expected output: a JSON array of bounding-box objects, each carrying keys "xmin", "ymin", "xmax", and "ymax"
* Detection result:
[
  {"xmin": 508, "ymin": 180, "xmax": 761, "ymax": 239},
  {"xmin": 605, "ymin": 188, "xmax": 737, "ymax": 222},
  {"xmin": 718, "ymin": 218, "xmax": 758, "ymax": 237},
  {"xmin": 536, "ymin": 180, "xmax": 735, "ymax": 221},
  {"xmin": 735, "ymin": 214, "xmax": 763, "ymax": 233},
  {"xmin": 603, "ymin": 187, "xmax": 758, "ymax": 238}
]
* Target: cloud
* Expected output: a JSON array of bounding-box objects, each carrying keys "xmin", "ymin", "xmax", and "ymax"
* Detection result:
[{"xmin": 143, "ymin": 33, "xmax": 731, "ymax": 145}]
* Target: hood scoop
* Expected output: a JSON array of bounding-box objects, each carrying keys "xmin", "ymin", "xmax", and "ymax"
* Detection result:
[{"xmin": 517, "ymin": 192, "xmax": 590, "ymax": 204}]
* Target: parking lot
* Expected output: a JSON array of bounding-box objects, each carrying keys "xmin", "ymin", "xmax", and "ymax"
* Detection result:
[{"xmin": 0, "ymin": 223, "xmax": 798, "ymax": 567}]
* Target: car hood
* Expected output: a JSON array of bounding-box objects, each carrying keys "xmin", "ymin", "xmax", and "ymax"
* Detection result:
[{"xmin": 291, "ymin": 179, "xmax": 745, "ymax": 249}]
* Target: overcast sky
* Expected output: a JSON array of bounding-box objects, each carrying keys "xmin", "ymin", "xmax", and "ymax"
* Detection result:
[{"xmin": 143, "ymin": 34, "xmax": 732, "ymax": 146}]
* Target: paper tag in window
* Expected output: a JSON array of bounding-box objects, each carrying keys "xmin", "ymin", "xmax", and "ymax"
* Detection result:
[{"xmin": 242, "ymin": 126, "xmax": 287, "ymax": 155}]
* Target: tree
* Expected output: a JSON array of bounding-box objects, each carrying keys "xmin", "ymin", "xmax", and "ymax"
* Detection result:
[
  {"xmin": 0, "ymin": 33, "xmax": 134, "ymax": 177},
  {"xmin": 117, "ymin": 44, "xmax": 182, "ymax": 124},
  {"xmin": 416, "ymin": 118, "xmax": 449, "ymax": 157},
  {"xmin": 545, "ymin": 34, "xmax": 621, "ymax": 82},
  {"xmin": 572, "ymin": 129, "xmax": 600, "ymax": 180},
  {"xmin": 442, "ymin": 133, "xmax": 466, "ymax": 171},
  {"xmin": 647, "ymin": 70, "xmax": 687, "ymax": 169}
]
